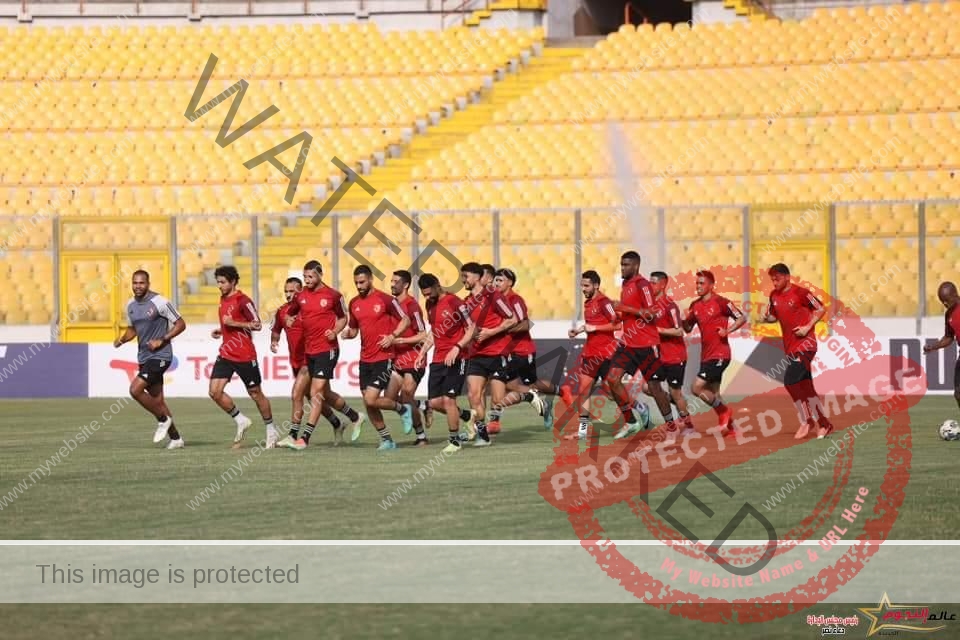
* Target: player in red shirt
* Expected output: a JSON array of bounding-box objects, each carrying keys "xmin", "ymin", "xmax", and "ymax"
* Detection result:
[
  {"xmin": 460, "ymin": 262, "xmax": 517, "ymax": 445},
  {"xmin": 759, "ymin": 263, "xmax": 833, "ymax": 440},
  {"xmin": 606, "ymin": 251, "xmax": 674, "ymax": 440},
  {"xmin": 414, "ymin": 273, "xmax": 477, "ymax": 454},
  {"xmin": 385, "ymin": 269, "xmax": 432, "ymax": 445},
  {"xmin": 644, "ymin": 271, "xmax": 693, "ymax": 435},
  {"xmin": 486, "ymin": 268, "xmax": 552, "ymax": 434},
  {"xmin": 924, "ymin": 281, "xmax": 960, "ymax": 412},
  {"xmin": 559, "ymin": 270, "xmax": 622, "ymax": 441},
  {"xmin": 208, "ymin": 265, "xmax": 277, "ymax": 447},
  {"xmin": 282, "ymin": 260, "xmax": 359, "ymax": 450},
  {"xmin": 683, "ymin": 270, "xmax": 747, "ymax": 438},
  {"xmin": 340, "ymin": 265, "xmax": 411, "ymax": 451},
  {"xmin": 270, "ymin": 276, "xmax": 359, "ymax": 449}
]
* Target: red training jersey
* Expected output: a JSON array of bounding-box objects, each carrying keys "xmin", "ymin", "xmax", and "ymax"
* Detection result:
[
  {"xmin": 944, "ymin": 303, "xmax": 960, "ymax": 351},
  {"xmin": 427, "ymin": 293, "xmax": 471, "ymax": 365},
  {"xmin": 287, "ymin": 284, "xmax": 347, "ymax": 356},
  {"xmin": 504, "ymin": 291, "xmax": 536, "ymax": 357},
  {"xmin": 218, "ymin": 290, "xmax": 259, "ymax": 362},
  {"xmin": 620, "ymin": 274, "xmax": 659, "ymax": 348},
  {"xmin": 768, "ymin": 285, "xmax": 823, "ymax": 356},
  {"xmin": 271, "ymin": 301, "xmax": 305, "ymax": 367},
  {"xmin": 463, "ymin": 286, "xmax": 515, "ymax": 358},
  {"xmin": 654, "ymin": 296, "xmax": 687, "ymax": 365},
  {"xmin": 688, "ymin": 294, "xmax": 742, "ymax": 362},
  {"xmin": 582, "ymin": 292, "xmax": 620, "ymax": 360},
  {"xmin": 348, "ymin": 289, "xmax": 407, "ymax": 364}
]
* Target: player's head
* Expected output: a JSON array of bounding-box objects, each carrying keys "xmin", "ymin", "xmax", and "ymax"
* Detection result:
[
  {"xmin": 418, "ymin": 273, "xmax": 442, "ymax": 302},
  {"xmin": 494, "ymin": 268, "xmax": 516, "ymax": 294},
  {"xmin": 581, "ymin": 270, "xmax": 601, "ymax": 299},
  {"xmin": 620, "ymin": 251, "xmax": 641, "ymax": 279},
  {"xmin": 302, "ymin": 260, "xmax": 322, "ymax": 289},
  {"xmin": 937, "ymin": 281, "xmax": 960, "ymax": 308},
  {"xmin": 214, "ymin": 265, "xmax": 240, "ymax": 297},
  {"xmin": 768, "ymin": 263, "xmax": 791, "ymax": 292},
  {"xmin": 695, "ymin": 270, "xmax": 715, "ymax": 297},
  {"xmin": 481, "ymin": 263, "xmax": 496, "ymax": 288},
  {"xmin": 461, "ymin": 262, "xmax": 483, "ymax": 292},
  {"xmin": 391, "ymin": 270, "xmax": 412, "ymax": 297},
  {"xmin": 283, "ymin": 277, "xmax": 302, "ymax": 302},
  {"xmin": 650, "ymin": 271, "xmax": 669, "ymax": 296},
  {"xmin": 131, "ymin": 270, "xmax": 150, "ymax": 300},
  {"xmin": 353, "ymin": 265, "xmax": 374, "ymax": 296}
]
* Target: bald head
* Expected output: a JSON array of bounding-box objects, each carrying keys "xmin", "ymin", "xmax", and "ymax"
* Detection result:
[{"xmin": 938, "ymin": 281, "xmax": 959, "ymax": 307}]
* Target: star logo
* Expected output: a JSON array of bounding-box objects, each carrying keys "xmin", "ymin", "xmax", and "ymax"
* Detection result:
[{"xmin": 856, "ymin": 593, "xmax": 946, "ymax": 637}]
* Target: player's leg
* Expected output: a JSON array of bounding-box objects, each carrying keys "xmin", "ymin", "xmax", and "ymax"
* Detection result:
[
  {"xmin": 466, "ymin": 373, "xmax": 492, "ymax": 445},
  {"xmin": 667, "ymin": 363, "xmax": 694, "ymax": 433},
  {"xmin": 431, "ymin": 362, "xmax": 468, "ymax": 453},
  {"xmin": 236, "ymin": 362, "xmax": 274, "ymax": 447},
  {"xmin": 400, "ymin": 371, "xmax": 428, "ymax": 445},
  {"xmin": 129, "ymin": 367, "xmax": 165, "ymax": 422},
  {"xmin": 322, "ymin": 387, "xmax": 366, "ymax": 442},
  {"xmin": 147, "ymin": 381, "xmax": 183, "ymax": 447},
  {"xmin": 371, "ymin": 365, "xmax": 413, "ymax": 434},
  {"xmin": 363, "ymin": 384, "xmax": 396, "ymax": 450},
  {"xmin": 279, "ymin": 367, "xmax": 310, "ymax": 448},
  {"xmin": 289, "ymin": 354, "xmax": 332, "ymax": 449},
  {"xmin": 604, "ymin": 347, "xmax": 638, "ymax": 430},
  {"xmin": 786, "ymin": 351, "xmax": 830, "ymax": 439},
  {"xmin": 208, "ymin": 359, "xmax": 254, "ymax": 444},
  {"xmin": 692, "ymin": 359, "xmax": 733, "ymax": 433}
]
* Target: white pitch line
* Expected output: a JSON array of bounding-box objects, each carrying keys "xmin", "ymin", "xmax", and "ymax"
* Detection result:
[{"xmin": 0, "ymin": 540, "xmax": 958, "ymax": 546}]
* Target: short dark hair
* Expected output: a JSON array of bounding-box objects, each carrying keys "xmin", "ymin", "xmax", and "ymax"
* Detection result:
[
  {"xmin": 303, "ymin": 260, "xmax": 322, "ymax": 274},
  {"xmin": 418, "ymin": 273, "xmax": 440, "ymax": 290},
  {"xmin": 481, "ymin": 263, "xmax": 496, "ymax": 278},
  {"xmin": 461, "ymin": 262, "xmax": 483, "ymax": 276},
  {"xmin": 214, "ymin": 265, "xmax": 240, "ymax": 284},
  {"xmin": 132, "ymin": 269, "xmax": 149, "ymax": 281},
  {"xmin": 650, "ymin": 271, "xmax": 668, "ymax": 282},
  {"xmin": 581, "ymin": 270, "xmax": 601, "ymax": 286},
  {"xmin": 495, "ymin": 268, "xmax": 517, "ymax": 285},
  {"xmin": 621, "ymin": 251, "xmax": 641, "ymax": 262},
  {"xmin": 768, "ymin": 263, "xmax": 790, "ymax": 276},
  {"xmin": 285, "ymin": 277, "xmax": 302, "ymax": 286},
  {"xmin": 353, "ymin": 265, "xmax": 373, "ymax": 278},
  {"xmin": 393, "ymin": 270, "xmax": 412, "ymax": 287},
  {"xmin": 696, "ymin": 270, "xmax": 715, "ymax": 284}
]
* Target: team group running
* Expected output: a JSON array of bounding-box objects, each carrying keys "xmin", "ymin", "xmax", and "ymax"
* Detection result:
[{"xmin": 112, "ymin": 249, "xmax": 960, "ymax": 454}]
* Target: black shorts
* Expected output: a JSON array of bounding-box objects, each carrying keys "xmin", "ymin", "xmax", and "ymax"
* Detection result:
[
  {"xmin": 428, "ymin": 361, "xmax": 467, "ymax": 399},
  {"xmin": 307, "ymin": 349, "xmax": 339, "ymax": 380},
  {"xmin": 359, "ymin": 360, "xmax": 393, "ymax": 390},
  {"xmin": 651, "ymin": 361, "xmax": 686, "ymax": 389},
  {"xmin": 784, "ymin": 351, "xmax": 815, "ymax": 387},
  {"xmin": 610, "ymin": 345, "xmax": 660, "ymax": 379},
  {"xmin": 397, "ymin": 368, "xmax": 426, "ymax": 385},
  {"xmin": 467, "ymin": 355, "xmax": 508, "ymax": 380},
  {"xmin": 137, "ymin": 358, "xmax": 172, "ymax": 387},
  {"xmin": 506, "ymin": 354, "xmax": 538, "ymax": 385},
  {"xmin": 697, "ymin": 359, "xmax": 731, "ymax": 384},
  {"xmin": 211, "ymin": 357, "xmax": 262, "ymax": 388}
]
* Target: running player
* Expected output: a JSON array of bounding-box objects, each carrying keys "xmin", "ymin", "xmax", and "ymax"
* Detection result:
[
  {"xmin": 341, "ymin": 265, "xmax": 412, "ymax": 451},
  {"xmin": 113, "ymin": 270, "xmax": 186, "ymax": 449},
  {"xmin": 758, "ymin": 263, "xmax": 834, "ymax": 439},
  {"xmin": 644, "ymin": 271, "xmax": 693, "ymax": 435},
  {"xmin": 682, "ymin": 270, "xmax": 746, "ymax": 437},
  {"xmin": 461, "ymin": 262, "xmax": 517, "ymax": 446},
  {"xmin": 559, "ymin": 270, "xmax": 621, "ymax": 441},
  {"xmin": 923, "ymin": 281, "xmax": 960, "ymax": 411},
  {"xmin": 386, "ymin": 269, "xmax": 431, "ymax": 445},
  {"xmin": 607, "ymin": 251, "xmax": 674, "ymax": 440},
  {"xmin": 270, "ymin": 277, "xmax": 359, "ymax": 449},
  {"xmin": 487, "ymin": 268, "xmax": 551, "ymax": 434},
  {"xmin": 414, "ymin": 273, "xmax": 476, "ymax": 453},
  {"xmin": 208, "ymin": 265, "xmax": 277, "ymax": 447},
  {"xmin": 282, "ymin": 260, "xmax": 351, "ymax": 450}
]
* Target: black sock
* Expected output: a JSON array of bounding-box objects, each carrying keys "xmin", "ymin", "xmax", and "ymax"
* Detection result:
[
  {"xmin": 262, "ymin": 414, "xmax": 273, "ymax": 425},
  {"xmin": 459, "ymin": 408, "xmax": 471, "ymax": 421},
  {"xmin": 155, "ymin": 413, "xmax": 167, "ymax": 422},
  {"xmin": 414, "ymin": 422, "xmax": 426, "ymax": 438},
  {"xmin": 168, "ymin": 424, "xmax": 181, "ymax": 440},
  {"xmin": 448, "ymin": 433, "xmax": 461, "ymax": 446},
  {"xmin": 289, "ymin": 423, "xmax": 300, "ymax": 438},
  {"xmin": 397, "ymin": 404, "xmax": 407, "ymax": 415},
  {"xmin": 475, "ymin": 420, "xmax": 489, "ymax": 441},
  {"xmin": 328, "ymin": 414, "xmax": 342, "ymax": 430},
  {"xmin": 302, "ymin": 423, "xmax": 315, "ymax": 443},
  {"xmin": 228, "ymin": 406, "xmax": 240, "ymax": 418},
  {"xmin": 377, "ymin": 426, "xmax": 392, "ymax": 442},
  {"xmin": 620, "ymin": 404, "xmax": 636, "ymax": 424},
  {"xmin": 343, "ymin": 406, "xmax": 360, "ymax": 422},
  {"xmin": 521, "ymin": 392, "xmax": 534, "ymax": 403}
]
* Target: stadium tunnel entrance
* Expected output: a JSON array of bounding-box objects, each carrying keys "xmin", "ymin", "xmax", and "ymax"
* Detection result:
[{"xmin": 578, "ymin": 0, "xmax": 692, "ymax": 35}]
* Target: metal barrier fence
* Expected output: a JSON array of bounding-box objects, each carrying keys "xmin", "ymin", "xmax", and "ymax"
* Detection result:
[{"xmin": 1, "ymin": 200, "xmax": 956, "ymax": 338}]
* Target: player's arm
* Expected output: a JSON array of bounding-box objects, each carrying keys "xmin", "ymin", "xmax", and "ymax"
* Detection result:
[
  {"xmin": 395, "ymin": 309, "xmax": 428, "ymax": 346},
  {"xmin": 380, "ymin": 298, "xmax": 410, "ymax": 348},
  {"xmin": 476, "ymin": 294, "xmax": 516, "ymax": 342},
  {"xmin": 720, "ymin": 300, "xmax": 748, "ymax": 337},
  {"xmin": 447, "ymin": 308, "xmax": 476, "ymax": 365},
  {"xmin": 223, "ymin": 297, "xmax": 262, "ymax": 331},
  {"xmin": 758, "ymin": 297, "xmax": 778, "ymax": 324},
  {"xmin": 681, "ymin": 304, "xmax": 697, "ymax": 333},
  {"xmin": 506, "ymin": 298, "xmax": 531, "ymax": 334},
  {"xmin": 270, "ymin": 308, "xmax": 284, "ymax": 353},
  {"xmin": 414, "ymin": 333, "xmax": 434, "ymax": 368},
  {"xmin": 615, "ymin": 282, "xmax": 658, "ymax": 324},
  {"xmin": 147, "ymin": 297, "xmax": 186, "ymax": 351},
  {"xmin": 660, "ymin": 305, "xmax": 684, "ymax": 338},
  {"xmin": 341, "ymin": 301, "xmax": 359, "ymax": 340},
  {"xmin": 582, "ymin": 298, "xmax": 622, "ymax": 335},
  {"xmin": 924, "ymin": 318, "xmax": 956, "ymax": 353},
  {"xmin": 794, "ymin": 292, "xmax": 826, "ymax": 337},
  {"xmin": 329, "ymin": 295, "xmax": 349, "ymax": 339},
  {"xmin": 113, "ymin": 326, "xmax": 137, "ymax": 348}
]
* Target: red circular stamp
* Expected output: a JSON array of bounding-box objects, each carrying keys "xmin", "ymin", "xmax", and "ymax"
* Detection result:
[{"xmin": 538, "ymin": 265, "xmax": 923, "ymax": 623}]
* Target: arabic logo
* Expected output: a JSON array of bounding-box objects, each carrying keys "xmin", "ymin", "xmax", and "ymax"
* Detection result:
[{"xmin": 856, "ymin": 593, "xmax": 951, "ymax": 637}]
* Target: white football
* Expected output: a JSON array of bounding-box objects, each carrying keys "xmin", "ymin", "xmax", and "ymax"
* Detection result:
[{"xmin": 939, "ymin": 420, "xmax": 960, "ymax": 441}]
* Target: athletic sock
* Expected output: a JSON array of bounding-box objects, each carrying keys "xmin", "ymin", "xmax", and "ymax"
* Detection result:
[
  {"xmin": 488, "ymin": 408, "xmax": 503, "ymax": 423},
  {"xmin": 302, "ymin": 423, "xmax": 315, "ymax": 443},
  {"xmin": 448, "ymin": 432, "xmax": 461, "ymax": 446},
  {"xmin": 475, "ymin": 420, "xmax": 489, "ymax": 441},
  {"xmin": 289, "ymin": 423, "xmax": 301, "ymax": 438},
  {"xmin": 155, "ymin": 413, "xmax": 168, "ymax": 422},
  {"xmin": 520, "ymin": 392, "xmax": 535, "ymax": 403},
  {"xmin": 459, "ymin": 408, "xmax": 472, "ymax": 422},
  {"xmin": 377, "ymin": 426, "xmax": 392, "ymax": 442},
  {"xmin": 396, "ymin": 403, "xmax": 408, "ymax": 415},
  {"xmin": 168, "ymin": 425, "xmax": 181, "ymax": 440},
  {"xmin": 414, "ymin": 423, "xmax": 426, "ymax": 439},
  {"xmin": 417, "ymin": 399, "xmax": 429, "ymax": 412},
  {"xmin": 327, "ymin": 414, "xmax": 342, "ymax": 430},
  {"xmin": 228, "ymin": 406, "xmax": 240, "ymax": 419},
  {"xmin": 342, "ymin": 406, "xmax": 360, "ymax": 422},
  {"xmin": 619, "ymin": 404, "xmax": 636, "ymax": 424},
  {"xmin": 263, "ymin": 415, "xmax": 274, "ymax": 428}
]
